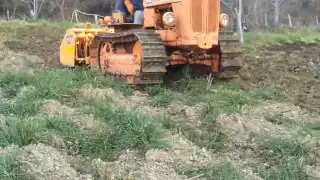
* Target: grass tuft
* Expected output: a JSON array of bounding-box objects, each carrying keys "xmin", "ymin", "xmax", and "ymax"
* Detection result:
[
  {"xmin": 81, "ymin": 103, "xmax": 168, "ymax": 160},
  {"xmin": 215, "ymin": 91, "xmax": 256, "ymax": 107},
  {"xmin": 0, "ymin": 68, "xmax": 132, "ymax": 117},
  {"xmin": 183, "ymin": 163, "xmax": 245, "ymax": 180},
  {"xmin": 150, "ymin": 92, "xmax": 172, "ymax": 107},
  {"xmin": 262, "ymin": 137, "xmax": 310, "ymax": 160},
  {"xmin": 31, "ymin": 68, "xmax": 132, "ymax": 103},
  {"xmin": 0, "ymin": 72, "xmax": 33, "ymax": 98},
  {"xmin": 249, "ymin": 86, "xmax": 286, "ymax": 100},
  {"xmin": 259, "ymin": 158, "xmax": 309, "ymax": 180},
  {"xmin": 257, "ymin": 136, "xmax": 310, "ymax": 180},
  {"xmin": 0, "ymin": 98, "xmax": 40, "ymax": 117},
  {"xmin": 201, "ymin": 102, "xmax": 239, "ymax": 125},
  {"xmin": 161, "ymin": 117, "xmax": 179, "ymax": 130},
  {"xmin": 161, "ymin": 118, "xmax": 226, "ymax": 150},
  {"xmin": 144, "ymin": 85, "xmax": 166, "ymax": 96},
  {"xmin": 299, "ymin": 122, "xmax": 320, "ymax": 137},
  {"xmin": 182, "ymin": 126, "xmax": 225, "ymax": 150},
  {"xmin": 0, "ymin": 117, "xmax": 46, "ymax": 147},
  {"xmin": 304, "ymin": 122, "xmax": 320, "ymax": 131},
  {"xmin": 0, "ymin": 113, "xmax": 167, "ymax": 161},
  {"xmin": 145, "ymin": 85, "xmax": 173, "ymax": 107},
  {"xmin": 0, "ymin": 154, "xmax": 27, "ymax": 180}
]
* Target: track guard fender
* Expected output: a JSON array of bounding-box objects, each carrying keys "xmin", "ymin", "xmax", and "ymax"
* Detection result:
[{"xmin": 60, "ymin": 30, "xmax": 76, "ymax": 67}]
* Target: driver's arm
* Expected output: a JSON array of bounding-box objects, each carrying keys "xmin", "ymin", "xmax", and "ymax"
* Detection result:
[{"xmin": 124, "ymin": 0, "xmax": 134, "ymax": 17}]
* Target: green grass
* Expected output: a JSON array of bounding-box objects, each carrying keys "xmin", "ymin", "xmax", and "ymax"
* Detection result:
[
  {"xmin": 0, "ymin": 117, "xmax": 46, "ymax": 147},
  {"xmin": 30, "ymin": 68, "xmax": 132, "ymax": 102},
  {"xmin": 0, "ymin": 20, "xmax": 65, "ymax": 41},
  {"xmin": 0, "ymin": 67, "xmax": 165, "ymax": 160},
  {"xmin": 0, "ymin": 113, "xmax": 167, "ymax": 161},
  {"xmin": 146, "ymin": 73, "xmax": 258, "ymax": 125},
  {"xmin": 180, "ymin": 125, "xmax": 225, "ymax": 150},
  {"xmin": 0, "ymin": 68, "xmax": 132, "ymax": 117},
  {"xmin": 201, "ymin": 102, "xmax": 239, "ymax": 125},
  {"xmin": 83, "ymin": 103, "xmax": 168, "ymax": 157},
  {"xmin": 259, "ymin": 158, "xmax": 309, "ymax": 180},
  {"xmin": 161, "ymin": 118, "xmax": 226, "ymax": 150},
  {"xmin": 0, "ymin": 19, "xmax": 107, "ymax": 44},
  {"xmin": 0, "ymin": 154, "xmax": 27, "ymax": 180},
  {"xmin": 244, "ymin": 28, "xmax": 320, "ymax": 50},
  {"xmin": 249, "ymin": 85, "xmax": 286, "ymax": 101},
  {"xmin": 1, "ymin": 19, "xmax": 317, "ymax": 179},
  {"xmin": 150, "ymin": 92, "xmax": 172, "ymax": 107},
  {"xmin": 303, "ymin": 122, "xmax": 320, "ymax": 131},
  {"xmin": 257, "ymin": 136, "xmax": 310, "ymax": 179},
  {"xmin": 0, "ymin": 97, "xmax": 40, "ymax": 117},
  {"xmin": 144, "ymin": 85, "xmax": 172, "ymax": 107},
  {"xmin": 214, "ymin": 90, "xmax": 256, "ymax": 107},
  {"xmin": 144, "ymin": 71, "xmax": 282, "ymax": 152},
  {"xmin": 144, "ymin": 85, "xmax": 177, "ymax": 107},
  {"xmin": 261, "ymin": 137, "xmax": 310, "ymax": 160},
  {"xmin": 182, "ymin": 163, "xmax": 245, "ymax": 180},
  {"xmin": 0, "ymin": 72, "xmax": 33, "ymax": 99},
  {"xmin": 299, "ymin": 122, "xmax": 320, "ymax": 137},
  {"xmin": 44, "ymin": 103, "xmax": 169, "ymax": 161}
]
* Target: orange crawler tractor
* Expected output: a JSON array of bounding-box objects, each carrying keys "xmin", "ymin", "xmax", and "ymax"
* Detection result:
[{"xmin": 60, "ymin": 0, "xmax": 243, "ymax": 85}]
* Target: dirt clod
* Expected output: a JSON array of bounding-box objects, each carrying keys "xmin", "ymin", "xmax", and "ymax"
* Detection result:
[
  {"xmin": 0, "ymin": 144, "xmax": 19, "ymax": 156},
  {"xmin": 248, "ymin": 101, "xmax": 318, "ymax": 124},
  {"xmin": 19, "ymin": 143, "xmax": 79, "ymax": 180},
  {"xmin": 0, "ymin": 43, "xmax": 44, "ymax": 74},
  {"xmin": 91, "ymin": 149, "xmax": 186, "ymax": 179},
  {"xmin": 40, "ymin": 100, "xmax": 110, "ymax": 133},
  {"xmin": 146, "ymin": 134, "xmax": 216, "ymax": 170},
  {"xmin": 306, "ymin": 165, "xmax": 320, "ymax": 179}
]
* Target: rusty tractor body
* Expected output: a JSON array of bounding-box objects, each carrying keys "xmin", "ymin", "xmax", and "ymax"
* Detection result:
[{"xmin": 60, "ymin": 0, "xmax": 243, "ymax": 85}]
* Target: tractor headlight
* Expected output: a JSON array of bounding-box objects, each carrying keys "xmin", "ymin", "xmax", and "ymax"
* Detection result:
[
  {"xmin": 162, "ymin": 12, "xmax": 175, "ymax": 27},
  {"xmin": 220, "ymin": 14, "xmax": 229, "ymax": 27}
]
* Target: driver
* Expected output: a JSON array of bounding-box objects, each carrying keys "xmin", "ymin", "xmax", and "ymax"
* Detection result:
[{"xmin": 114, "ymin": 0, "xmax": 144, "ymax": 24}]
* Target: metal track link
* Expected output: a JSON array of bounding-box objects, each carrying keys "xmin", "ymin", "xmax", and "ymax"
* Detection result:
[
  {"xmin": 217, "ymin": 31, "xmax": 244, "ymax": 78},
  {"xmin": 90, "ymin": 30, "xmax": 167, "ymax": 85}
]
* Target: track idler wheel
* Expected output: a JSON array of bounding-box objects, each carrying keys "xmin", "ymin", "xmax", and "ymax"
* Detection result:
[
  {"xmin": 90, "ymin": 30, "xmax": 167, "ymax": 85},
  {"xmin": 98, "ymin": 42, "xmax": 114, "ymax": 74}
]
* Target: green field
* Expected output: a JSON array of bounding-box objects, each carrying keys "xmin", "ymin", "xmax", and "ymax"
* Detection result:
[{"xmin": 0, "ymin": 20, "xmax": 319, "ymax": 180}]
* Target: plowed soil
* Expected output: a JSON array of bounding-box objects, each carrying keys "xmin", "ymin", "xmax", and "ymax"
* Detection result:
[{"xmin": 239, "ymin": 43, "xmax": 320, "ymax": 113}]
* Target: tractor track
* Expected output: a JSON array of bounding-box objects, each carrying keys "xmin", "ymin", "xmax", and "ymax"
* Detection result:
[
  {"xmin": 89, "ymin": 29, "xmax": 167, "ymax": 84},
  {"xmin": 218, "ymin": 31, "xmax": 243, "ymax": 78},
  {"xmin": 89, "ymin": 30, "xmax": 243, "ymax": 84}
]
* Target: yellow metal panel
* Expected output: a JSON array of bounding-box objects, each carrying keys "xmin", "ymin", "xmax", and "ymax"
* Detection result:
[{"xmin": 60, "ymin": 30, "xmax": 76, "ymax": 67}]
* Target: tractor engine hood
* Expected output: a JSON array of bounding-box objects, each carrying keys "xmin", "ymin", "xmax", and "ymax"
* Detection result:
[{"xmin": 147, "ymin": 0, "xmax": 221, "ymax": 49}]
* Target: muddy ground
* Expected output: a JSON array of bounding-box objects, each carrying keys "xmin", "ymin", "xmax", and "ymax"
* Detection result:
[
  {"xmin": 0, "ymin": 21, "xmax": 320, "ymax": 180},
  {"xmin": 239, "ymin": 43, "xmax": 320, "ymax": 113}
]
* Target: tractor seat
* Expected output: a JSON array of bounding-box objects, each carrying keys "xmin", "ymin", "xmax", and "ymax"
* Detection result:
[{"xmin": 125, "ymin": 17, "xmax": 134, "ymax": 23}]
